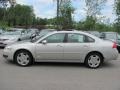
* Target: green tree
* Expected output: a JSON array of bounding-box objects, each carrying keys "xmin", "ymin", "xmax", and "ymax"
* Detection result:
[
  {"xmin": 85, "ymin": 0, "xmax": 107, "ymax": 30},
  {"xmin": 84, "ymin": 16, "xmax": 96, "ymax": 30},
  {"xmin": 35, "ymin": 17, "xmax": 47, "ymax": 25},
  {"xmin": 60, "ymin": 0, "xmax": 74, "ymax": 29},
  {"xmin": 54, "ymin": 0, "xmax": 74, "ymax": 30},
  {"xmin": 0, "ymin": 8, "xmax": 5, "ymax": 21},
  {"xmin": 7, "ymin": 4, "xmax": 34, "ymax": 27},
  {"xmin": 115, "ymin": 0, "xmax": 120, "ymax": 32}
]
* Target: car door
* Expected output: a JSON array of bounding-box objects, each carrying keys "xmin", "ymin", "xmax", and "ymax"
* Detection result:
[
  {"xmin": 35, "ymin": 33, "xmax": 65, "ymax": 60},
  {"xmin": 64, "ymin": 33, "xmax": 92, "ymax": 61}
]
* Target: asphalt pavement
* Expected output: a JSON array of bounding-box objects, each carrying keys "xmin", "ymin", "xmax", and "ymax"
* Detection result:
[{"xmin": 0, "ymin": 49, "xmax": 120, "ymax": 90}]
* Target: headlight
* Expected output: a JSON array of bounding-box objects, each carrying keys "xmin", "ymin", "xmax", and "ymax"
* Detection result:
[
  {"xmin": 4, "ymin": 39, "xmax": 17, "ymax": 44},
  {"xmin": 9, "ymin": 38, "xmax": 18, "ymax": 41},
  {"xmin": 5, "ymin": 46, "xmax": 13, "ymax": 50}
]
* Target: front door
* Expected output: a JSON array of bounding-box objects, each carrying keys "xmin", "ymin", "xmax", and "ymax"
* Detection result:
[{"xmin": 35, "ymin": 33, "xmax": 65, "ymax": 60}]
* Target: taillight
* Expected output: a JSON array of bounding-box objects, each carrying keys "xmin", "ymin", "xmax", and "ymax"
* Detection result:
[{"xmin": 112, "ymin": 42, "xmax": 117, "ymax": 48}]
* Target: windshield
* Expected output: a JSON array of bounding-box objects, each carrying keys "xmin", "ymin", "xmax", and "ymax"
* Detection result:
[
  {"xmin": 31, "ymin": 30, "xmax": 55, "ymax": 43},
  {"xmin": 2, "ymin": 31, "xmax": 21, "ymax": 35},
  {"xmin": 39, "ymin": 30, "xmax": 54, "ymax": 37}
]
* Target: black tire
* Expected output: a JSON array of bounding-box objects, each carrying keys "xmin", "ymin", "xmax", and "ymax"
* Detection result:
[
  {"xmin": 18, "ymin": 39, "xmax": 21, "ymax": 41},
  {"xmin": 14, "ymin": 50, "xmax": 33, "ymax": 66},
  {"xmin": 117, "ymin": 46, "xmax": 120, "ymax": 53},
  {"xmin": 85, "ymin": 53, "xmax": 103, "ymax": 69}
]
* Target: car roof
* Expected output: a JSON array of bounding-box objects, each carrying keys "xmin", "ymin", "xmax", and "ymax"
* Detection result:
[
  {"xmin": 54, "ymin": 30, "xmax": 91, "ymax": 34},
  {"xmin": 102, "ymin": 32, "xmax": 117, "ymax": 34},
  {"xmin": 46, "ymin": 30, "xmax": 101, "ymax": 39}
]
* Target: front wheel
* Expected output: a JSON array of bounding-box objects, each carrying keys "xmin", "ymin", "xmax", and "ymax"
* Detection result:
[
  {"xmin": 85, "ymin": 53, "xmax": 103, "ymax": 69},
  {"xmin": 14, "ymin": 50, "xmax": 33, "ymax": 66}
]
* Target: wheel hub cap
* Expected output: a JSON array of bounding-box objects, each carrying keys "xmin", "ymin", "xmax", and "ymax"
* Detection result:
[
  {"xmin": 88, "ymin": 55, "xmax": 101, "ymax": 68},
  {"xmin": 17, "ymin": 53, "xmax": 29, "ymax": 66}
]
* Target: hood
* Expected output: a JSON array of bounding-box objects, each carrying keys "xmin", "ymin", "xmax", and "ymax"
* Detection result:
[
  {"xmin": 11, "ymin": 41, "xmax": 31, "ymax": 45},
  {"xmin": 0, "ymin": 35, "xmax": 20, "ymax": 40},
  {"xmin": 6, "ymin": 41, "xmax": 35, "ymax": 49}
]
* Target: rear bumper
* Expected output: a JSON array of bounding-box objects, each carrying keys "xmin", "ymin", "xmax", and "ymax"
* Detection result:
[{"xmin": 104, "ymin": 49, "xmax": 119, "ymax": 61}]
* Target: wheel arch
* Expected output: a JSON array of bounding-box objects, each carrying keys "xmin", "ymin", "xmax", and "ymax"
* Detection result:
[
  {"xmin": 13, "ymin": 49, "xmax": 34, "ymax": 62},
  {"xmin": 85, "ymin": 51, "xmax": 104, "ymax": 62}
]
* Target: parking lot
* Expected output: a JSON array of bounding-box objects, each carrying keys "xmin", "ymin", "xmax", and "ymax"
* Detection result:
[{"xmin": 0, "ymin": 49, "xmax": 120, "ymax": 90}]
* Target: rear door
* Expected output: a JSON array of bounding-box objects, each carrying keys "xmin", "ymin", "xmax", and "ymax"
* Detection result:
[{"xmin": 64, "ymin": 33, "xmax": 94, "ymax": 61}]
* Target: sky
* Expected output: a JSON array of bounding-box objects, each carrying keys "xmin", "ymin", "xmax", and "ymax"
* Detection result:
[{"xmin": 16, "ymin": 0, "xmax": 115, "ymax": 23}]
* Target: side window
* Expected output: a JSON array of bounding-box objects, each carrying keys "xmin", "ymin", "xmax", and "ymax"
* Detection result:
[
  {"xmin": 45, "ymin": 33, "xmax": 65, "ymax": 43},
  {"xmin": 85, "ymin": 36, "xmax": 95, "ymax": 42},
  {"xmin": 100, "ymin": 33, "xmax": 105, "ymax": 39},
  {"xmin": 67, "ymin": 34, "xmax": 85, "ymax": 43}
]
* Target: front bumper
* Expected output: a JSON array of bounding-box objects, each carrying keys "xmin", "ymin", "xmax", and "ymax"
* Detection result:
[
  {"xmin": 3, "ymin": 48, "xmax": 14, "ymax": 61},
  {"xmin": 0, "ymin": 40, "xmax": 17, "ymax": 48},
  {"xmin": 3, "ymin": 54, "xmax": 8, "ymax": 58},
  {"xmin": 0, "ymin": 42, "xmax": 7, "ymax": 48}
]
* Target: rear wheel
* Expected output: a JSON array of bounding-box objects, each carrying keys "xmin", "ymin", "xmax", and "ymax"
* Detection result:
[
  {"xmin": 14, "ymin": 50, "xmax": 33, "ymax": 66},
  {"xmin": 85, "ymin": 53, "xmax": 103, "ymax": 69}
]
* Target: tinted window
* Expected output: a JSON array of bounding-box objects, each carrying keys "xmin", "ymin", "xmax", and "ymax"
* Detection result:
[{"xmin": 45, "ymin": 33, "xmax": 65, "ymax": 43}]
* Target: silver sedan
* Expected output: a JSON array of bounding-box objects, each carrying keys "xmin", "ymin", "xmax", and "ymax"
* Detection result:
[{"xmin": 3, "ymin": 31, "xmax": 118, "ymax": 68}]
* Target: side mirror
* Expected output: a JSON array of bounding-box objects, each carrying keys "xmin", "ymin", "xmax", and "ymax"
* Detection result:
[
  {"xmin": 31, "ymin": 34, "xmax": 36, "ymax": 39},
  {"xmin": 42, "ymin": 40, "xmax": 47, "ymax": 44},
  {"xmin": 21, "ymin": 32, "xmax": 25, "ymax": 35}
]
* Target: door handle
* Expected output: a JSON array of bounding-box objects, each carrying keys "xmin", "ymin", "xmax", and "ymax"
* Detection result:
[
  {"xmin": 83, "ymin": 45, "xmax": 89, "ymax": 48},
  {"xmin": 57, "ymin": 45, "xmax": 62, "ymax": 47}
]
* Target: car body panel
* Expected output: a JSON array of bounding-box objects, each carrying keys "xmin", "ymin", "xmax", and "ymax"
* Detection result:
[
  {"xmin": 63, "ymin": 43, "xmax": 90, "ymax": 61},
  {"xmin": 35, "ymin": 43, "xmax": 64, "ymax": 60}
]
